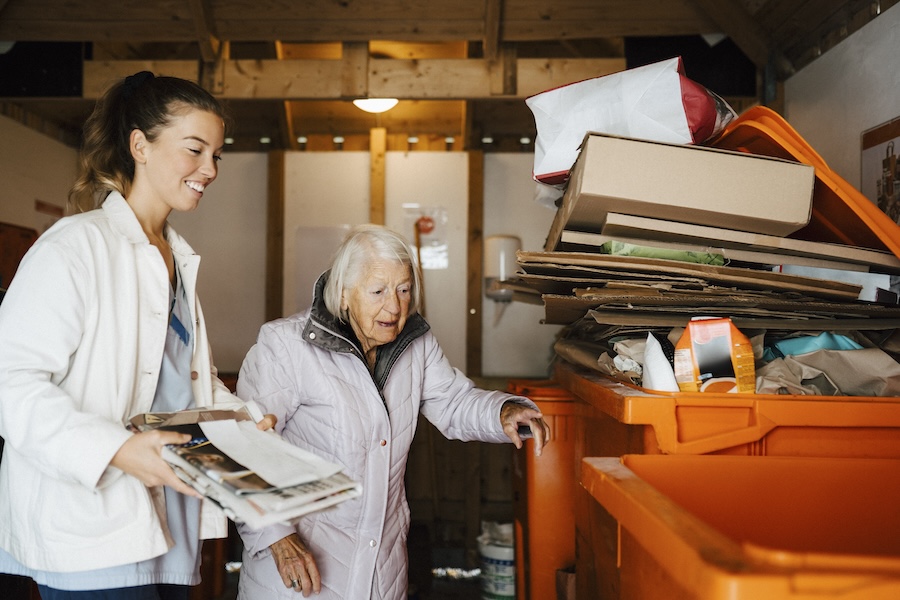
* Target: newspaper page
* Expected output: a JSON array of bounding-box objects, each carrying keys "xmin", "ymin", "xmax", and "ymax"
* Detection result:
[{"xmin": 129, "ymin": 409, "xmax": 362, "ymax": 529}]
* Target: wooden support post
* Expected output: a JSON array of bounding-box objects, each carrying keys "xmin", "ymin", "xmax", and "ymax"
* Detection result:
[
  {"xmin": 466, "ymin": 150, "xmax": 485, "ymax": 565},
  {"xmin": 369, "ymin": 127, "xmax": 387, "ymax": 225},
  {"xmin": 466, "ymin": 150, "xmax": 484, "ymax": 378},
  {"xmin": 265, "ymin": 150, "xmax": 285, "ymax": 321}
]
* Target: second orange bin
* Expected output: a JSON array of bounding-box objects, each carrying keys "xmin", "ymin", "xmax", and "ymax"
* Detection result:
[{"xmin": 509, "ymin": 379, "xmax": 576, "ymax": 600}]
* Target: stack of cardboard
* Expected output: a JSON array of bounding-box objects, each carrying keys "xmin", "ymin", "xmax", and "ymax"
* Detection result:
[{"xmin": 515, "ymin": 108, "xmax": 900, "ymax": 334}]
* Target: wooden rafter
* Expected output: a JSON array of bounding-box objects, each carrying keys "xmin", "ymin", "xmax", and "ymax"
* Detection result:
[
  {"xmin": 482, "ymin": 0, "xmax": 502, "ymax": 62},
  {"xmin": 81, "ymin": 57, "xmax": 625, "ymax": 100},
  {"xmin": 187, "ymin": 0, "xmax": 221, "ymax": 64}
]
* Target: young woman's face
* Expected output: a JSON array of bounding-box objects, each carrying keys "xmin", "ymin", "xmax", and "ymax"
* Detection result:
[
  {"xmin": 342, "ymin": 258, "xmax": 412, "ymax": 355},
  {"xmin": 136, "ymin": 108, "xmax": 225, "ymax": 213}
]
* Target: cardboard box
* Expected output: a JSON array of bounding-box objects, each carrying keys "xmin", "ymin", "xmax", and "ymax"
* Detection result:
[{"xmin": 545, "ymin": 133, "xmax": 815, "ymax": 251}]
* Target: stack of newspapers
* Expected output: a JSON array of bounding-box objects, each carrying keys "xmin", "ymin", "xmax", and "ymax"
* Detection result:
[{"xmin": 129, "ymin": 407, "xmax": 361, "ymax": 530}]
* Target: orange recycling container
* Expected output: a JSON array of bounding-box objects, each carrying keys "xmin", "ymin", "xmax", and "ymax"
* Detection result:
[
  {"xmin": 555, "ymin": 359, "xmax": 900, "ymax": 598},
  {"xmin": 581, "ymin": 454, "xmax": 900, "ymax": 599},
  {"xmin": 555, "ymin": 361, "xmax": 900, "ymax": 460},
  {"xmin": 508, "ymin": 379, "xmax": 576, "ymax": 600}
]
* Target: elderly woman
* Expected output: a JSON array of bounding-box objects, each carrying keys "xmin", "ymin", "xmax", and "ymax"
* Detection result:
[{"xmin": 236, "ymin": 224, "xmax": 550, "ymax": 599}]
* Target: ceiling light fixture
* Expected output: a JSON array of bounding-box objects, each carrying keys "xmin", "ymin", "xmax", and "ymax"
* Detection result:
[{"xmin": 352, "ymin": 98, "xmax": 399, "ymax": 114}]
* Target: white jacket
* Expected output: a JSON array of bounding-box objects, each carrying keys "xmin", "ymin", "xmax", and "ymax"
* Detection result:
[
  {"xmin": 236, "ymin": 274, "xmax": 536, "ymax": 600},
  {"xmin": 0, "ymin": 193, "xmax": 241, "ymax": 573}
]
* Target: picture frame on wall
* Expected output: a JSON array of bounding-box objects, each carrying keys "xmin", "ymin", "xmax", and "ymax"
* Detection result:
[{"xmin": 861, "ymin": 116, "xmax": 900, "ymax": 224}]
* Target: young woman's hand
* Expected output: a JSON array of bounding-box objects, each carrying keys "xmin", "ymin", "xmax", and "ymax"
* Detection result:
[
  {"xmin": 110, "ymin": 429, "xmax": 201, "ymax": 498},
  {"xmin": 270, "ymin": 533, "xmax": 322, "ymax": 596}
]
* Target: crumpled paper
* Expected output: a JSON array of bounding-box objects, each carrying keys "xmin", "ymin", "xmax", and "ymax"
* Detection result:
[{"xmin": 756, "ymin": 348, "xmax": 900, "ymax": 396}]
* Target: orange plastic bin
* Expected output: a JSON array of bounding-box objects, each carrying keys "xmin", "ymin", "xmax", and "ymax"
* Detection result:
[
  {"xmin": 555, "ymin": 360, "xmax": 900, "ymax": 598},
  {"xmin": 509, "ymin": 379, "xmax": 576, "ymax": 600},
  {"xmin": 581, "ymin": 454, "xmax": 900, "ymax": 599}
]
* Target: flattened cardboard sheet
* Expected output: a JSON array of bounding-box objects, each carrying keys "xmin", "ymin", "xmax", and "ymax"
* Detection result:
[
  {"xmin": 597, "ymin": 213, "xmax": 900, "ymax": 273},
  {"xmin": 541, "ymin": 294, "xmax": 900, "ymax": 329},
  {"xmin": 518, "ymin": 250, "xmax": 862, "ymax": 301}
]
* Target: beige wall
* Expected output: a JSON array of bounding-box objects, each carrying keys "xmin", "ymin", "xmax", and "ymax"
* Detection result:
[
  {"xmin": 784, "ymin": 3, "xmax": 900, "ymax": 188},
  {"xmin": 0, "ymin": 117, "xmax": 76, "ymax": 234},
  {"xmin": 482, "ymin": 154, "xmax": 561, "ymax": 377},
  {"xmin": 168, "ymin": 153, "xmax": 268, "ymax": 373}
]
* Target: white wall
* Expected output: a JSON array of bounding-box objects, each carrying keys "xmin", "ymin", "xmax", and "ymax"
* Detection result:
[
  {"xmin": 784, "ymin": 3, "xmax": 900, "ymax": 188},
  {"xmin": 168, "ymin": 153, "xmax": 268, "ymax": 373},
  {"xmin": 482, "ymin": 154, "xmax": 562, "ymax": 377},
  {"xmin": 282, "ymin": 152, "xmax": 371, "ymax": 315},
  {"xmin": 385, "ymin": 152, "xmax": 471, "ymax": 370},
  {"xmin": 0, "ymin": 116, "xmax": 76, "ymax": 234}
]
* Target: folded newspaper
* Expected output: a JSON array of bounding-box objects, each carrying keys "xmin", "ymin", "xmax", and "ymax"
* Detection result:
[{"xmin": 129, "ymin": 407, "xmax": 361, "ymax": 530}]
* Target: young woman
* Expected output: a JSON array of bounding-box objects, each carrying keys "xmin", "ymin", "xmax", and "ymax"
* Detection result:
[{"xmin": 0, "ymin": 72, "xmax": 269, "ymax": 599}]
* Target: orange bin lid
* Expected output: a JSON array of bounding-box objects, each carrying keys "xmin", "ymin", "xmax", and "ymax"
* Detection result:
[{"xmin": 711, "ymin": 106, "xmax": 900, "ymax": 258}]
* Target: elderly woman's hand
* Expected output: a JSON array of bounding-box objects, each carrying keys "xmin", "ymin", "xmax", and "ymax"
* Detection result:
[
  {"xmin": 256, "ymin": 413, "xmax": 278, "ymax": 431},
  {"xmin": 270, "ymin": 533, "xmax": 321, "ymax": 596},
  {"xmin": 500, "ymin": 401, "xmax": 551, "ymax": 456}
]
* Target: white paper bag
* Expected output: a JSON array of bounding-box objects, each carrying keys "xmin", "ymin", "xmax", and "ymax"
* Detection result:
[{"xmin": 526, "ymin": 56, "xmax": 736, "ymax": 184}]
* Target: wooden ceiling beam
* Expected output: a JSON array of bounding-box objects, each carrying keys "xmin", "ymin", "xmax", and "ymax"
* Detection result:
[
  {"xmin": 341, "ymin": 42, "xmax": 369, "ymax": 99},
  {"xmin": 0, "ymin": 0, "xmax": 717, "ymax": 43},
  {"xmin": 82, "ymin": 57, "xmax": 625, "ymax": 100}
]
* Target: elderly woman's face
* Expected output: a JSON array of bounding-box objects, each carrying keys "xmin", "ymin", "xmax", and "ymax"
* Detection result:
[{"xmin": 342, "ymin": 258, "xmax": 412, "ymax": 355}]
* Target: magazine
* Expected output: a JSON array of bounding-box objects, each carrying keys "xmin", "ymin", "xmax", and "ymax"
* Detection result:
[{"xmin": 129, "ymin": 408, "xmax": 362, "ymax": 530}]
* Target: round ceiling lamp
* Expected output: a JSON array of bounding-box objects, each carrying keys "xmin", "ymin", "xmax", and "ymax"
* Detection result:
[{"xmin": 352, "ymin": 98, "xmax": 399, "ymax": 114}]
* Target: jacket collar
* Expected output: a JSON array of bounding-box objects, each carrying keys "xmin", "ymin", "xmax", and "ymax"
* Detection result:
[
  {"xmin": 101, "ymin": 191, "xmax": 194, "ymax": 257},
  {"xmin": 302, "ymin": 271, "xmax": 430, "ymax": 390}
]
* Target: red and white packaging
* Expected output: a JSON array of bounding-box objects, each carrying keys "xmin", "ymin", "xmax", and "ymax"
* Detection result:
[{"xmin": 526, "ymin": 56, "xmax": 736, "ymax": 185}]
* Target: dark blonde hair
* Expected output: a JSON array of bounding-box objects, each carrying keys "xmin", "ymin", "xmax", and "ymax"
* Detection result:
[
  {"xmin": 67, "ymin": 71, "xmax": 229, "ymax": 213},
  {"xmin": 324, "ymin": 224, "xmax": 422, "ymax": 321}
]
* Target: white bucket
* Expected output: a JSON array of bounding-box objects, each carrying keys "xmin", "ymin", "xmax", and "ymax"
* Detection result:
[{"xmin": 478, "ymin": 540, "xmax": 515, "ymax": 600}]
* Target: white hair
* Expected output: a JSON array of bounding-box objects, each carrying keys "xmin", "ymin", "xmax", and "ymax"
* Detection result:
[{"xmin": 323, "ymin": 224, "xmax": 422, "ymax": 321}]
